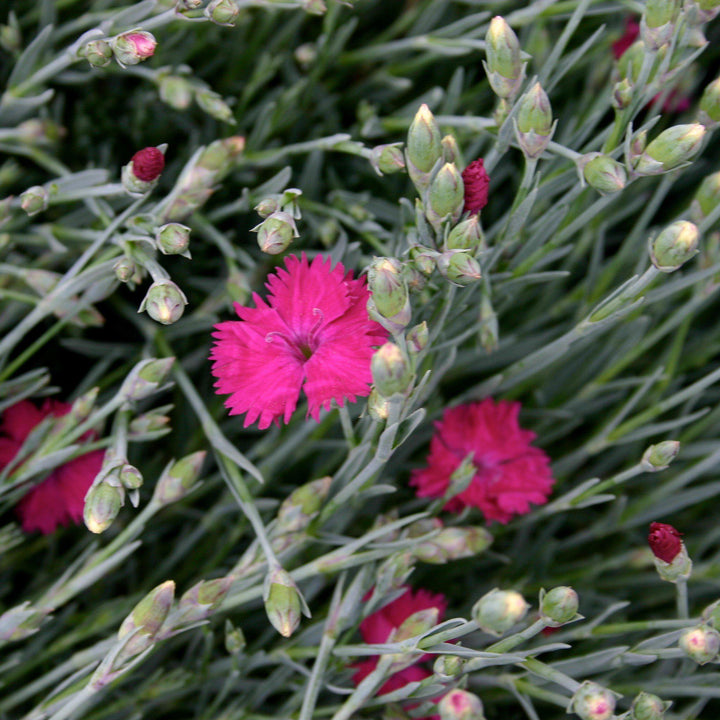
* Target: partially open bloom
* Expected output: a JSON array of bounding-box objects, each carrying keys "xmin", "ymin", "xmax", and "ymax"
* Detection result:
[
  {"xmin": 1, "ymin": 400, "xmax": 104, "ymax": 534},
  {"xmin": 461, "ymin": 159, "xmax": 489, "ymax": 214},
  {"xmin": 353, "ymin": 586, "xmax": 447, "ymax": 718},
  {"xmin": 648, "ymin": 522, "xmax": 682, "ymax": 563},
  {"xmin": 410, "ymin": 399, "xmax": 554, "ymax": 522},
  {"xmin": 211, "ymin": 253, "xmax": 387, "ymax": 429}
]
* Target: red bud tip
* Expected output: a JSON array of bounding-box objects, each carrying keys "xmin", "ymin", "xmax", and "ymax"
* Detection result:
[
  {"xmin": 131, "ymin": 147, "xmax": 165, "ymax": 182},
  {"xmin": 648, "ymin": 522, "xmax": 683, "ymax": 563},
  {"xmin": 461, "ymin": 158, "xmax": 490, "ymax": 214},
  {"xmin": 126, "ymin": 32, "xmax": 156, "ymax": 59}
]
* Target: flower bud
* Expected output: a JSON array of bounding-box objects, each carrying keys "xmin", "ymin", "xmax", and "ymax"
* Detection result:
[
  {"xmin": 129, "ymin": 411, "xmax": 171, "ymax": 439},
  {"xmin": 693, "ymin": 171, "xmax": 720, "ymax": 220},
  {"xmin": 368, "ymin": 257, "xmax": 409, "ymax": 319},
  {"xmin": 120, "ymin": 463, "xmax": 143, "ymax": 490},
  {"xmin": 634, "ymin": 124, "xmax": 705, "ymax": 175},
  {"xmin": 81, "ymin": 39, "xmax": 113, "ymax": 68},
  {"xmin": 649, "ymin": 221, "xmax": 699, "ymax": 273},
  {"xmin": 263, "ymin": 567, "xmax": 305, "ymax": 637},
  {"xmin": 255, "ymin": 197, "xmax": 280, "ymax": 218},
  {"xmin": 225, "ymin": 619, "xmax": 246, "ymax": 654},
  {"xmin": 367, "ymin": 388, "xmax": 390, "ymax": 422},
  {"xmin": 123, "ymin": 146, "xmax": 166, "ymax": 194},
  {"xmin": 20, "ymin": 185, "xmax": 48, "ymax": 216},
  {"xmin": 255, "ymin": 211, "xmax": 297, "ymax": 255},
  {"xmin": 438, "ymin": 689, "xmax": 485, "ymax": 720},
  {"xmin": 582, "ymin": 154, "xmax": 627, "ymax": 194},
  {"xmin": 612, "ymin": 78, "xmax": 633, "ymax": 110},
  {"xmin": 276, "ymin": 476, "xmax": 332, "ymax": 533},
  {"xmin": 156, "ymin": 223, "xmax": 191, "ymax": 256},
  {"xmin": 177, "ymin": 577, "xmax": 233, "ymax": 624},
  {"xmin": 461, "ymin": 159, "xmax": 490, "ymax": 214},
  {"xmin": 568, "ymin": 681, "xmax": 617, "ymax": 720},
  {"xmin": 437, "ymin": 251, "xmax": 482, "ymax": 286},
  {"xmin": 414, "ymin": 526, "xmax": 493, "ymax": 564},
  {"xmin": 139, "ymin": 279, "xmax": 188, "ymax": 325},
  {"xmin": 152, "ymin": 451, "xmax": 206, "ymax": 506},
  {"xmin": 370, "ymin": 143, "xmax": 406, "ymax": 175},
  {"xmin": 84, "ymin": 481, "xmax": 124, "ymax": 534},
  {"xmin": 371, "ymin": 342, "xmax": 413, "ymax": 397},
  {"xmin": 406, "ymin": 104, "xmax": 443, "ymax": 189},
  {"xmin": 391, "ymin": 607, "xmax": 439, "ymax": 646},
  {"xmin": 699, "ymin": 76, "xmax": 720, "ymax": 127},
  {"xmin": 539, "ymin": 586, "xmax": 579, "ymax": 626},
  {"xmin": 515, "ymin": 82, "xmax": 554, "ymax": 158},
  {"xmin": 118, "ymin": 580, "xmax": 175, "ymax": 658},
  {"xmin": 427, "ymin": 162, "xmax": 464, "ymax": 226},
  {"xmin": 679, "ymin": 625, "xmax": 720, "ymax": 664},
  {"xmin": 113, "ymin": 256, "xmax": 136, "ymax": 283},
  {"xmin": 111, "ymin": 30, "xmax": 156, "ymax": 66},
  {"xmin": 433, "ymin": 654, "xmax": 466, "ymax": 680},
  {"xmin": 648, "ymin": 521, "xmax": 692, "ymax": 582},
  {"xmin": 120, "ymin": 357, "xmax": 175, "ymax": 402},
  {"xmin": 630, "ymin": 692, "xmax": 670, "ymax": 720},
  {"xmin": 641, "ymin": 0, "xmax": 678, "ymax": 49},
  {"xmin": 484, "ymin": 16, "xmax": 524, "ymax": 99},
  {"xmin": 196, "ymin": 88, "xmax": 235, "ymax": 123},
  {"xmin": 204, "ymin": 0, "xmax": 240, "ymax": 25},
  {"xmin": 69, "ymin": 387, "xmax": 99, "ymax": 424},
  {"xmin": 641, "ymin": 441, "xmax": 680, "ymax": 471},
  {"xmin": 472, "ymin": 588, "xmax": 528, "ymax": 636},
  {"xmin": 406, "ymin": 321, "xmax": 428, "ymax": 355},
  {"xmin": 159, "ymin": 75, "xmax": 194, "ymax": 110}
]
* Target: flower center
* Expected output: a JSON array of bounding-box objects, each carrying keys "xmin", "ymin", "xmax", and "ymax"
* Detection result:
[{"xmin": 265, "ymin": 308, "xmax": 325, "ymax": 363}]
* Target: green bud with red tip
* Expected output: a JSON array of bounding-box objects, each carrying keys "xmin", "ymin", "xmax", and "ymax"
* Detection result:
[
  {"xmin": 679, "ymin": 625, "xmax": 720, "ymax": 664},
  {"xmin": 630, "ymin": 692, "xmax": 671, "ymax": 720},
  {"xmin": 439, "ymin": 689, "xmax": 485, "ymax": 720},
  {"xmin": 568, "ymin": 681, "xmax": 618, "ymax": 720}
]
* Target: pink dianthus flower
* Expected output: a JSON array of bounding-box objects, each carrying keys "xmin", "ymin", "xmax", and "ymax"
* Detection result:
[
  {"xmin": 1, "ymin": 400, "xmax": 104, "ymax": 535},
  {"xmin": 352, "ymin": 586, "xmax": 447, "ymax": 720},
  {"xmin": 410, "ymin": 398, "xmax": 554, "ymax": 523},
  {"xmin": 211, "ymin": 253, "xmax": 387, "ymax": 429}
]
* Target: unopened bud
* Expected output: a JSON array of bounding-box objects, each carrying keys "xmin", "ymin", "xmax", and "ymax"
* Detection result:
[
  {"xmin": 438, "ymin": 689, "xmax": 485, "ymax": 720},
  {"xmin": 276, "ymin": 476, "xmax": 332, "ymax": 532},
  {"xmin": 539, "ymin": 586, "xmax": 579, "ymax": 626},
  {"xmin": 406, "ymin": 104, "xmax": 442, "ymax": 189},
  {"xmin": 368, "ymin": 257, "xmax": 409, "ymax": 318},
  {"xmin": 111, "ymin": 30, "xmax": 156, "ymax": 66},
  {"xmin": 699, "ymin": 76, "xmax": 720, "ymax": 127},
  {"xmin": 84, "ymin": 482, "xmax": 124, "ymax": 534},
  {"xmin": 226, "ymin": 269, "xmax": 251, "ymax": 305},
  {"xmin": 392, "ymin": 607, "xmax": 439, "ymax": 644},
  {"xmin": 113, "ymin": 256, "xmax": 136, "ymax": 283},
  {"xmin": 414, "ymin": 526, "xmax": 493, "ymax": 564},
  {"xmin": 641, "ymin": 440, "xmax": 680, "ymax": 471},
  {"xmin": 81, "ymin": 39, "xmax": 113, "ymax": 68},
  {"xmin": 255, "ymin": 211, "xmax": 297, "ymax": 255},
  {"xmin": 69, "ymin": 388, "xmax": 99, "ymax": 423},
  {"xmin": 447, "ymin": 215, "xmax": 484, "ymax": 251},
  {"xmin": 427, "ymin": 162, "xmax": 464, "ymax": 225},
  {"xmin": 139, "ymin": 279, "xmax": 188, "ymax": 325},
  {"xmin": 204, "ymin": 0, "xmax": 240, "ymax": 25},
  {"xmin": 156, "ymin": 223, "xmax": 191, "ymax": 256},
  {"xmin": 649, "ymin": 221, "xmax": 699, "ymax": 272},
  {"xmin": 225, "ymin": 619, "xmax": 246, "ymax": 654},
  {"xmin": 159, "ymin": 75, "xmax": 193, "ymax": 110},
  {"xmin": 641, "ymin": 0, "xmax": 678, "ymax": 49},
  {"xmin": 129, "ymin": 411, "xmax": 171, "ymax": 438},
  {"xmin": 120, "ymin": 357, "xmax": 175, "ymax": 402},
  {"xmin": 484, "ymin": 16, "xmax": 524, "ymax": 98},
  {"xmin": 433, "ymin": 654, "xmax": 466, "ymax": 680},
  {"xmin": 635, "ymin": 124, "xmax": 705, "ymax": 175},
  {"xmin": 118, "ymin": 580, "xmax": 174, "ymax": 658},
  {"xmin": 406, "ymin": 321, "xmax": 428, "ymax": 354},
  {"xmin": 370, "ymin": 143, "xmax": 406, "ymax": 175},
  {"xmin": 693, "ymin": 171, "xmax": 720, "ymax": 221},
  {"xmin": 371, "ymin": 342, "xmax": 412, "ymax": 397},
  {"xmin": 612, "ymin": 78, "xmax": 633, "ymax": 110},
  {"xmin": 648, "ymin": 521, "xmax": 692, "ymax": 582},
  {"xmin": 630, "ymin": 692, "xmax": 670, "ymax": 720},
  {"xmin": 582, "ymin": 154, "xmax": 627, "ymax": 194},
  {"xmin": 20, "ymin": 185, "xmax": 48, "ymax": 216},
  {"xmin": 177, "ymin": 577, "xmax": 232, "ymax": 624},
  {"xmin": 303, "ymin": 0, "xmax": 326, "ymax": 14},
  {"xmin": 618, "ymin": 40, "xmax": 644, "ymax": 83},
  {"xmin": 437, "ymin": 251, "xmax": 482, "ymax": 286},
  {"xmin": 152, "ymin": 451, "xmax": 206, "ymax": 505},
  {"xmin": 263, "ymin": 567, "xmax": 306, "ymax": 637},
  {"xmin": 123, "ymin": 146, "xmax": 166, "ymax": 194},
  {"xmin": 515, "ymin": 82, "xmax": 554, "ymax": 158},
  {"xmin": 472, "ymin": 588, "xmax": 528, "ymax": 636},
  {"xmin": 568, "ymin": 681, "xmax": 618, "ymax": 720},
  {"xmin": 196, "ymin": 88, "xmax": 235, "ymax": 123},
  {"xmin": 255, "ymin": 198, "xmax": 280, "ymax": 218},
  {"xmin": 679, "ymin": 625, "xmax": 720, "ymax": 664},
  {"xmin": 120, "ymin": 463, "xmax": 143, "ymax": 490},
  {"xmin": 441, "ymin": 134, "xmax": 461, "ymax": 165}
]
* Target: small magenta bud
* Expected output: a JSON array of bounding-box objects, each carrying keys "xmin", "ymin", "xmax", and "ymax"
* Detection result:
[
  {"xmin": 83, "ymin": 482, "xmax": 124, "ymax": 534},
  {"xmin": 539, "ymin": 586, "xmax": 579, "ymax": 625},
  {"xmin": 121, "ymin": 357, "xmax": 175, "ymax": 402},
  {"xmin": 650, "ymin": 221, "xmax": 699, "ymax": 273},
  {"xmin": 630, "ymin": 692, "xmax": 670, "ymax": 720},
  {"xmin": 437, "ymin": 251, "xmax": 482, "ymax": 286},
  {"xmin": 427, "ymin": 162, "xmax": 464, "ymax": 225},
  {"xmin": 370, "ymin": 143, "xmax": 406, "ymax": 175},
  {"xmin": 406, "ymin": 104, "xmax": 443, "ymax": 186},
  {"xmin": 82, "ymin": 39, "xmax": 113, "ymax": 68},
  {"xmin": 196, "ymin": 88, "xmax": 235, "ymax": 123},
  {"xmin": 204, "ymin": 0, "xmax": 240, "ymax": 25},
  {"xmin": 153, "ymin": 451, "xmax": 206, "ymax": 505},
  {"xmin": 693, "ymin": 171, "xmax": 720, "ymax": 219},
  {"xmin": 406, "ymin": 321, "xmax": 429, "ymax": 354},
  {"xmin": 255, "ymin": 211, "xmax": 297, "ymax": 255},
  {"xmin": 641, "ymin": 440, "xmax": 680, "ymax": 471},
  {"xmin": 462, "ymin": 159, "xmax": 490, "ymax": 214},
  {"xmin": 569, "ymin": 681, "xmax": 617, "ymax": 720},
  {"xmin": 139, "ymin": 279, "xmax": 188, "ymax": 325},
  {"xmin": 371, "ymin": 342, "xmax": 413, "ymax": 397},
  {"xmin": 113, "ymin": 256, "xmax": 136, "ymax": 283},
  {"xmin": 484, "ymin": 16, "xmax": 524, "ymax": 98},
  {"xmin": 20, "ymin": 185, "xmax": 48, "ymax": 216},
  {"xmin": 635, "ymin": 124, "xmax": 706, "ymax": 175},
  {"xmin": 157, "ymin": 222, "xmax": 191, "ymax": 256},
  {"xmin": 112, "ymin": 30, "xmax": 156, "ymax": 66},
  {"xmin": 368, "ymin": 257, "xmax": 409, "ymax": 319},
  {"xmin": 276, "ymin": 476, "xmax": 332, "ymax": 532},
  {"xmin": 159, "ymin": 75, "xmax": 194, "ymax": 110},
  {"xmin": 264, "ymin": 567, "xmax": 305, "ymax": 637},
  {"xmin": 699, "ymin": 76, "xmax": 720, "ymax": 126},
  {"xmin": 123, "ymin": 146, "xmax": 166, "ymax": 194},
  {"xmin": 582, "ymin": 154, "xmax": 627, "ymax": 194},
  {"xmin": 472, "ymin": 589, "xmax": 528, "ymax": 636},
  {"xmin": 438, "ymin": 689, "xmax": 485, "ymax": 720},
  {"xmin": 515, "ymin": 82, "xmax": 554, "ymax": 158},
  {"xmin": 433, "ymin": 654, "xmax": 466, "ymax": 680},
  {"xmin": 649, "ymin": 521, "xmax": 692, "ymax": 582},
  {"xmin": 679, "ymin": 625, "xmax": 720, "ymax": 664}
]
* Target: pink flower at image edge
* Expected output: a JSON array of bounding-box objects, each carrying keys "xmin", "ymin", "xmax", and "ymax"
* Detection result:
[
  {"xmin": 0, "ymin": 400, "xmax": 103, "ymax": 534},
  {"xmin": 211, "ymin": 253, "xmax": 387, "ymax": 430},
  {"xmin": 410, "ymin": 398, "xmax": 554, "ymax": 523}
]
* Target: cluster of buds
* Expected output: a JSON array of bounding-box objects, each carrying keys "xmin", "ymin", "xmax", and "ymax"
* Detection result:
[
  {"xmin": 151, "ymin": 451, "xmax": 206, "ymax": 506},
  {"xmin": 122, "ymin": 146, "xmax": 166, "ymax": 195},
  {"xmin": 367, "ymin": 257, "xmax": 411, "ymax": 331},
  {"xmin": 263, "ymin": 567, "xmax": 310, "ymax": 638},
  {"xmin": 484, "ymin": 16, "xmax": 525, "ymax": 105},
  {"xmin": 471, "ymin": 588, "xmax": 528, "ymax": 636},
  {"xmin": 139, "ymin": 278, "xmax": 188, "ymax": 325},
  {"xmin": 514, "ymin": 82, "xmax": 555, "ymax": 159},
  {"xmin": 84, "ymin": 455, "xmax": 144, "ymax": 534},
  {"xmin": 649, "ymin": 221, "xmax": 699, "ymax": 273},
  {"xmin": 568, "ymin": 681, "xmax": 619, "ymax": 720},
  {"xmin": 633, "ymin": 124, "xmax": 705, "ymax": 176},
  {"xmin": 81, "ymin": 31, "xmax": 156, "ymax": 69},
  {"xmin": 648, "ymin": 521, "xmax": 692, "ymax": 582},
  {"xmin": 371, "ymin": 342, "xmax": 413, "ymax": 399},
  {"xmin": 252, "ymin": 188, "xmax": 302, "ymax": 254}
]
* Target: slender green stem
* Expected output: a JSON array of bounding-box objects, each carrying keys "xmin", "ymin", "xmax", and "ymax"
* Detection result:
[{"xmin": 676, "ymin": 579, "xmax": 689, "ymax": 620}]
